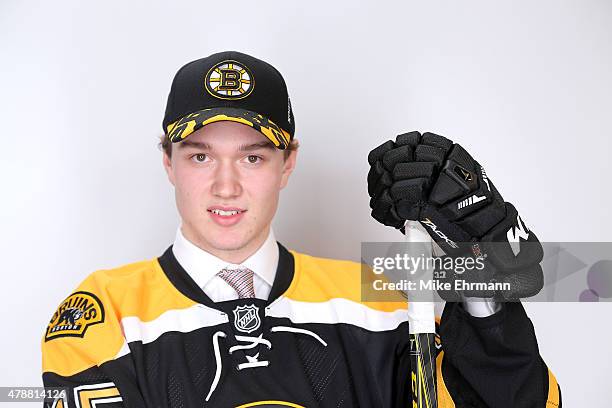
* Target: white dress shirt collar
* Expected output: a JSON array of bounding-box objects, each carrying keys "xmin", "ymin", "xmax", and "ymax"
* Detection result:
[{"xmin": 172, "ymin": 226, "xmax": 279, "ymax": 297}]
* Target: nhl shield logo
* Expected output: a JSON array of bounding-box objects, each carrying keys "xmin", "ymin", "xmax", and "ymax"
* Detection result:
[{"xmin": 233, "ymin": 304, "xmax": 261, "ymax": 334}]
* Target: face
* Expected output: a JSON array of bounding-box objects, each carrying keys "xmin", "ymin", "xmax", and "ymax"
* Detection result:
[{"xmin": 163, "ymin": 121, "xmax": 297, "ymax": 263}]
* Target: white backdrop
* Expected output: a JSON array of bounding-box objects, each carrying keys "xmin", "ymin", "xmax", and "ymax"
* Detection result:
[{"xmin": 1, "ymin": 0, "xmax": 611, "ymax": 406}]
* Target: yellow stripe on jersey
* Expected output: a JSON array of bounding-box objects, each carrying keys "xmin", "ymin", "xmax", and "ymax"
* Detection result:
[
  {"xmin": 436, "ymin": 351, "xmax": 456, "ymax": 408},
  {"xmin": 103, "ymin": 259, "xmax": 197, "ymax": 321},
  {"xmin": 546, "ymin": 368, "xmax": 560, "ymax": 407},
  {"xmin": 286, "ymin": 250, "xmax": 408, "ymax": 313}
]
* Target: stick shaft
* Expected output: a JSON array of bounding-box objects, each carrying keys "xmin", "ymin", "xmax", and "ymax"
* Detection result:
[{"xmin": 405, "ymin": 221, "xmax": 438, "ymax": 408}]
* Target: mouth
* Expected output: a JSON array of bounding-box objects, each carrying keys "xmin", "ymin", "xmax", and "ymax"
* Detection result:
[
  {"xmin": 207, "ymin": 206, "xmax": 247, "ymax": 226},
  {"xmin": 207, "ymin": 206, "xmax": 246, "ymax": 216},
  {"xmin": 209, "ymin": 209, "xmax": 244, "ymax": 216}
]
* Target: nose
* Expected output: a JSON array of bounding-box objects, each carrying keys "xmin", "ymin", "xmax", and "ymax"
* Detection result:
[{"xmin": 211, "ymin": 161, "xmax": 242, "ymax": 199}]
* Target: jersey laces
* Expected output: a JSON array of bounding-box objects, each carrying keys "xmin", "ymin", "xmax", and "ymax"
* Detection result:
[{"xmin": 205, "ymin": 325, "xmax": 327, "ymax": 401}]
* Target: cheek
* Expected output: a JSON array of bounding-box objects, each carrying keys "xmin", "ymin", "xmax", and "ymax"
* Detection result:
[
  {"xmin": 173, "ymin": 168, "xmax": 209, "ymax": 211},
  {"xmin": 244, "ymin": 171, "xmax": 282, "ymax": 211},
  {"xmin": 246, "ymin": 168, "xmax": 283, "ymax": 195}
]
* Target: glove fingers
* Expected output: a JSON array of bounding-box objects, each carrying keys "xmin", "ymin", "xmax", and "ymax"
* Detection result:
[
  {"xmin": 370, "ymin": 189, "xmax": 393, "ymax": 223},
  {"xmin": 395, "ymin": 199, "xmax": 420, "ymax": 220},
  {"xmin": 382, "ymin": 145, "xmax": 413, "ymax": 171},
  {"xmin": 390, "ymin": 177, "xmax": 426, "ymax": 221},
  {"xmin": 390, "ymin": 178, "xmax": 428, "ymax": 203},
  {"xmin": 415, "ymin": 144, "xmax": 446, "ymax": 165},
  {"xmin": 367, "ymin": 162, "xmax": 382, "ymax": 188},
  {"xmin": 395, "ymin": 131, "xmax": 421, "ymax": 147},
  {"xmin": 367, "ymin": 140, "xmax": 395, "ymax": 165},
  {"xmin": 387, "ymin": 206, "xmax": 405, "ymax": 228},
  {"xmin": 367, "ymin": 162, "xmax": 392, "ymax": 198},
  {"xmin": 412, "ymin": 132, "xmax": 453, "ymax": 165},
  {"xmin": 370, "ymin": 190, "xmax": 405, "ymax": 228},
  {"xmin": 393, "ymin": 162, "xmax": 437, "ymax": 181},
  {"xmin": 421, "ymin": 132, "xmax": 454, "ymax": 152}
]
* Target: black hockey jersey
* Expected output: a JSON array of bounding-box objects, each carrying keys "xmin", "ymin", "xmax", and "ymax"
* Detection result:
[{"xmin": 41, "ymin": 243, "xmax": 561, "ymax": 407}]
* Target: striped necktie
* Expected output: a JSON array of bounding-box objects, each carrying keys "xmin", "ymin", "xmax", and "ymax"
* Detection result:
[{"xmin": 217, "ymin": 267, "xmax": 256, "ymax": 299}]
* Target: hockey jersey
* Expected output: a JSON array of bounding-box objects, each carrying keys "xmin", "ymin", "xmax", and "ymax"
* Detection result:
[{"xmin": 41, "ymin": 242, "xmax": 561, "ymax": 407}]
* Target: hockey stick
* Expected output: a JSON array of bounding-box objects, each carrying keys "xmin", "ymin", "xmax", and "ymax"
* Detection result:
[{"xmin": 405, "ymin": 220, "xmax": 437, "ymax": 408}]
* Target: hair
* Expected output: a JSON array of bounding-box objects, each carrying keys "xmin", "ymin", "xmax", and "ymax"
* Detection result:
[{"xmin": 158, "ymin": 133, "xmax": 299, "ymax": 160}]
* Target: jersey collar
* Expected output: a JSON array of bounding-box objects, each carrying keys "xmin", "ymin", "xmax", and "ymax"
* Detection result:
[
  {"xmin": 158, "ymin": 240, "xmax": 294, "ymax": 309},
  {"xmin": 172, "ymin": 226, "xmax": 279, "ymax": 290}
]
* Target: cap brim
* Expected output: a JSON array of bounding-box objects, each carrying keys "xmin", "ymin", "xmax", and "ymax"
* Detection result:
[{"xmin": 165, "ymin": 107, "xmax": 291, "ymax": 149}]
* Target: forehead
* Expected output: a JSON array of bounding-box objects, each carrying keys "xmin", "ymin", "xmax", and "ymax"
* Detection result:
[{"xmin": 178, "ymin": 121, "xmax": 275, "ymax": 149}]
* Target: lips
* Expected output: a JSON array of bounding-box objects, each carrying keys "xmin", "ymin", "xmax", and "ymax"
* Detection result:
[{"xmin": 207, "ymin": 206, "xmax": 246, "ymax": 227}]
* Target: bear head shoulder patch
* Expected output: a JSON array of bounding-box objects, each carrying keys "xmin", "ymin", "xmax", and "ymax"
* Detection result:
[{"xmin": 45, "ymin": 291, "xmax": 105, "ymax": 342}]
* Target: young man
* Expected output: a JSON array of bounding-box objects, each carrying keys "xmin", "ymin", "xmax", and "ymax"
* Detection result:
[{"xmin": 41, "ymin": 51, "xmax": 561, "ymax": 407}]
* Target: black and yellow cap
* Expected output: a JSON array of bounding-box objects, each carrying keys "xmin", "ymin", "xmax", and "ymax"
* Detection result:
[{"xmin": 163, "ymin": 51, "xmax": 295, "ymax": 149}]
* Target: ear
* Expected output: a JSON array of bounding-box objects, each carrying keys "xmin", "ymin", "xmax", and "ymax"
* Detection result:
[
  {"xmin": 279, "ymin": 146, "xmax": 298, "ymax": 190},
  {"xmin": 162, "ymin": 150, "xmax": 176, "ymax": 186}
]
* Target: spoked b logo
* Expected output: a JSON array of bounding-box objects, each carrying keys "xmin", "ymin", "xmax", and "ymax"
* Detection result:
[{"xmin": 205, "ymin": 60, "xmax": 255, "ymax": 100}]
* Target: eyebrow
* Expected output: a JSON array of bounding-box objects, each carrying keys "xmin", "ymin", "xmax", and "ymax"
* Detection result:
[
  {"xmin": 238, "ymin": 142, "xmax": 275, "ymax": 152},
  {"xmin": 177, "ymin": 140, "xmax": 211, "ymax": 150},
  {"xmin": 177, "ymin": 140, "xmax": 274, "ymax": 151}
]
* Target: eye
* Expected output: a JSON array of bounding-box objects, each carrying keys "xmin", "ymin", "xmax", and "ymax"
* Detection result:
[
  {"xmin": 246, "ymin": 155, "xmax": 262, "ymax": 164},
  {"xmin": 192, "ymin": 153, "xmax": 209, "ymax": 163}
]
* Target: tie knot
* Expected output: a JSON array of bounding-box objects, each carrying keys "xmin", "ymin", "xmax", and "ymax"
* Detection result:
[{"xmin": 217, "ymin": 267, "xmax": 256, "ymax": 299}]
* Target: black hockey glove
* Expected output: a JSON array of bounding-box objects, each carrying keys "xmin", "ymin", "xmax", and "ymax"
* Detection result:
[{"xmin": 367, "ymin": 131, "xmax": 544, "ymax": 300}]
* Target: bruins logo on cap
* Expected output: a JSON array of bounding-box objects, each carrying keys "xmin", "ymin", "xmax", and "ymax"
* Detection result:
[
  {"xmin": 45, "ymin": 291, "xmax": 105, "ymax": 341},
  {"xmin": 205, "ymin": 60, "xmax": 254, "ymax": 100}
]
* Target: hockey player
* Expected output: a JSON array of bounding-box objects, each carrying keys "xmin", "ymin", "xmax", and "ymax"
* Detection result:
[{"xmin": 41, "ymin": 51, "xmax": 561, "ymax": 407}]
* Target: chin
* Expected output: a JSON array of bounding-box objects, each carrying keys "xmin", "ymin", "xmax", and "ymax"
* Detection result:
[
  {"xmin": 209, "ymin": 238, "xmax": 248, "ymax": 252},
  {"xmin": 205, "ymin": 230, "xmax": 251, "ymax": 252}
]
